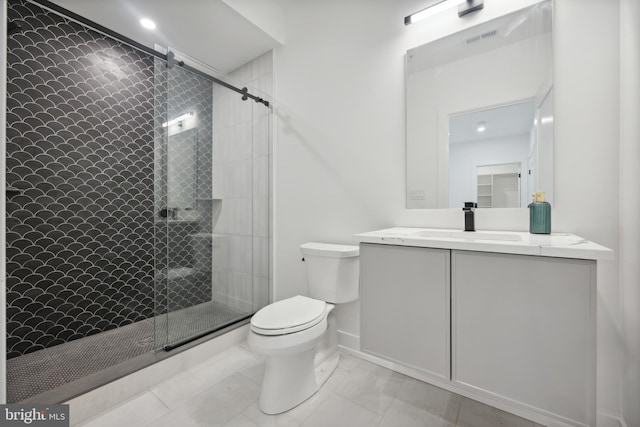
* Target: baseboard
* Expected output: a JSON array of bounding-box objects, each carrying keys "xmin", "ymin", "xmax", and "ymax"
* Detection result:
[
  {"xmin": 337, "ymin": 329, "xmax": 359, "ymax": 352},
  {"xmin": 596, "ymin": 412, "xmax": 628, "ymax": 427}
]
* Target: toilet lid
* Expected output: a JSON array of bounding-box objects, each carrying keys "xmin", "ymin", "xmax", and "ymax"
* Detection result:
[{"xmin": 251, "ymin": 295, "xmax": 327, "ymax": 335}]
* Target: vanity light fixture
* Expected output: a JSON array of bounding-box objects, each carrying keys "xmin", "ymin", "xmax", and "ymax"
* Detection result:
[
  {"xmin": 162, "ymin": 112, "xmax": 193, "ymax": 128},
  {"xmin": 140, "ymin": 18, "xmax": 156, "ymax": 30},
  {"xmin": 405, "ymin": 0, "xmax": 484, "ymax": 25}
]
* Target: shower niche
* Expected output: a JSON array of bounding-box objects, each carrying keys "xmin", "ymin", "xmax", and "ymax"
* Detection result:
[{"xmin": 4, "ymin": 0, "xmax": 272, "ymax": 403}]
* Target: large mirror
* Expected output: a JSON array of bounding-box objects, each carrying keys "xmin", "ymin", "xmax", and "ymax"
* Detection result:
[{"xmin": 406, "ymin": 1, "xmax": 553, "ymax": 209}]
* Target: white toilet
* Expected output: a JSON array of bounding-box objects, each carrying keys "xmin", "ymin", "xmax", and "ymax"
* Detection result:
[{"xmin": 248, "ymin": 242, "xmax": 359, "ymax": 414}]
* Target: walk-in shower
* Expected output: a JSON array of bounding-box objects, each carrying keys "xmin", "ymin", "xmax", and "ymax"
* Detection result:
[{"xmin": 5, "ymin": 0, "xmax": 271, "ymax": 403}]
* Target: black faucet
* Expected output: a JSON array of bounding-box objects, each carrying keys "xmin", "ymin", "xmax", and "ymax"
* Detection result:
[{"xmin": 463, "ymin": 202, "xmax": 477, "ymax": 232}]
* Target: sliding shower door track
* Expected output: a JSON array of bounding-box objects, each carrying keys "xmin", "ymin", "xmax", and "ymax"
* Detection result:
[{"xmin": 162, "ymin": 314, "xmax": 253, "ymax": 352}]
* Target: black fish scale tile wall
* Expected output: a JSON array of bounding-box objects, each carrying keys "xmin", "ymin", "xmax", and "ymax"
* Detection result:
[{"xmin": 5, "ymin": 0, "xmax": 214, "ymax": 358}]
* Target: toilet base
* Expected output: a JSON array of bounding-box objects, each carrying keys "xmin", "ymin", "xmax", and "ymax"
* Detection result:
[{"xmin": 257, "ymin": 312, "xmax": 339, "ymax": 415}]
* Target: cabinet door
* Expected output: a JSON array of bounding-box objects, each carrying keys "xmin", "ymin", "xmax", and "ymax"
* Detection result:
[
  {"xmin": 360, "ymin": 243, "xmax": 450, "ymax": 380},
  {"xmin": 452, "ymin": 251, "xmax": 596, "ymax": 427}
]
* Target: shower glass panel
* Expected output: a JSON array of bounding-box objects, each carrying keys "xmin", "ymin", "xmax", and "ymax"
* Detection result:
[{"xmin": 155, "ymin": 50, "xmax": 269, "ymax": 349}]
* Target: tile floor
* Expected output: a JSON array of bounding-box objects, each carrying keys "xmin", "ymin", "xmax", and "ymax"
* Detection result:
[{"xmin": 75, "ymin": 342, "xmax": 546, "ymax": 427}]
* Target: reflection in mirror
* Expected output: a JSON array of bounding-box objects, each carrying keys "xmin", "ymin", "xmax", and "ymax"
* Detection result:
[
  {"xmin": 449, "ymin": 100, "xmax": 535, "ymax": 209},
  {"xmin": 406, "ymin": 1, "xmax": 553, "ymax": 209},
  {"xmin": 167, "ymin": 127, "xmax": 198, "ymax": 210}
]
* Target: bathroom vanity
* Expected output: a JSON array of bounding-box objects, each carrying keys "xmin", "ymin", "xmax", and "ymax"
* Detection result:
[{"xmin": 354, "ymin": 228, "xmax": 612, "ymax": 427}]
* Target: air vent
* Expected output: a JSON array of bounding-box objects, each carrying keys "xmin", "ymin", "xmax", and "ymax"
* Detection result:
[
  {"xmin": 482, "ymin": 29, "xmax": 497, "ymax": 39},
  {"xmin": 466, "ymin": 29, "xmax": 497, "ymax": 44},
  {"xmin": 466, "ymin": 35, "xmax": 481, "ymax": 44}
]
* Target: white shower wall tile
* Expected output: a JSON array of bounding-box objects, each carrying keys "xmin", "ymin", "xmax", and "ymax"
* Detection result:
[
  {"xmin": 265, "ymin": 155, "xmax": 273, "ymax": 205},
  {"xmin": 213, "ymin": 127, "xmax": 232, "ymax": 165},
  {"xmin": 252, "ymin": 196, "xmax": 268, "ymax": 238},
  {"xmin": 268, "ymin": 159, "xmax": 273, "ymax": 280},
  {"xmin": 227, "ymin": 235, "xmax": 253, "ymax": 274},
  {"xmin": 212, "ymin": 270, "xmax": 244, "ymax": 310},
  {"xmin": 212, "ymin": 164, "xmax": 226, "ymax": 199},
  {"xmin": 252, "ymin": 156, "xmax": 269, "ymax": 200},
  {"xmin": 252, "ymin": 276, "xmax": 269, "ymax": 311},
  {"xmin": 224, "ymin": 271, "xmax": 253, "ymax": 312},
  {"xmin": 226, "ymin": 160, "xmax": 253, "ymax": 198},
  {"xmin": 213, "ymin": 207, "xmax": 227, "ymax": 234},
  {"xmin": 212, "ymin": 235, "xmax": 229, "ymax": 268},
  {"xmin": 252, "ymin": 237, "xmax": 269, "ymax": 279},
  {"xmin": 210, "ymin": 51, "xmax": 272, "ymax": 312},
  {"xmin": 212, "ymin": 269, "xmax": 229, "ymax": 302},
  {"xmin": 224, "ymin": 198, "xmax": 253, "ymax": 236},
  {"xmin": 232, "ymin": 123, "xmax": 253, "ymax": 162},
  {"xmin": 212, "ymin": 91, "xmax": 228, "ymax": 126},
  {"xmin": 252, "ymin": 115, "xmax": 269, "ymax": 158},
  {"xmin": 237, "ymin": 97, "xmax": 253, "ymax": 125},
  {"xmin": 212, "ymin": 84, "xmax": 226, "ymax": 101}
]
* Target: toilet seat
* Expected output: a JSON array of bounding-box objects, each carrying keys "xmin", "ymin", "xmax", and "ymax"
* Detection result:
[{"xmin": 251, "ymin": 295, "xmax": 327, "ymax": 336}]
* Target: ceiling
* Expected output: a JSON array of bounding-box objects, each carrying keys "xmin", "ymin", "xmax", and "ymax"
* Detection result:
[
  {"xmin": 449, "ymin": 100, "xmax": 536, "ymax": 144},
  {"xmin": 48, "ymin": 0, "xmax": 282, "ymax": 73}
]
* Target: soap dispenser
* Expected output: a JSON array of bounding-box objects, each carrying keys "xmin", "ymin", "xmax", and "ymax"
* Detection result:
[
  {"xmin": 528, "ymin": 191, "xmax": 551, "ymax": 234},
  {"xmin": 463, "ymin": 202, "xmax": 477, "ymax": 232}
]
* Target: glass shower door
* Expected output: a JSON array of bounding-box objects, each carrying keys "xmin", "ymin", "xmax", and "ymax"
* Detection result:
[{"xmin": 156, "ymin": 50, "xmax": 269, "ymax": 350}]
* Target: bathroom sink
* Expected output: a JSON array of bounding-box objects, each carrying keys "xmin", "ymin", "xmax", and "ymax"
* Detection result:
[
  {"xmin": 411, "ymin": 229, "xmax": 522, "ymax": 242},
  {"xmin": 354, "ymin": 228, "xmax": 613, "ymax": 260}
]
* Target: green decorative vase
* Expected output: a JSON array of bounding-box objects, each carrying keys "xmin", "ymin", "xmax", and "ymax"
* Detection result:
[{"xmin": 528, "ymin": 192, "xmax": 551, "ymax": 234}]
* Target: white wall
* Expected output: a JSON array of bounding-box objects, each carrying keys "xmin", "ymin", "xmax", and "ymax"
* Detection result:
[
  {"xmin": 619, "ymin": 0, "xmax": 640, "ymax": 425},
  {"xmin": 553, "ymin": 0, "xmax": 621, "ymax": 419},
  {"xmin": 449, "ymin": 135, "xmax": 529, "ymax": 209},
  {"xmin": 274, "ymin": 0, "xmax": 624, "ymax": 421}
]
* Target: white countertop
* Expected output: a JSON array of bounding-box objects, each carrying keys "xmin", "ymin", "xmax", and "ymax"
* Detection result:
[{"xmin": 353, "ymin": 227, "xmax": 614, "ymax": 260}]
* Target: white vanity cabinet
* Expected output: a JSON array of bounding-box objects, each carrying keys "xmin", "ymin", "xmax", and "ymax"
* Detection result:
[
  {"xmin": 452, "ymin": 250, "xmax": 596, "ymax": 427},
  {"xmin": 360, "ymin": 243, "xmax": 450, "ymax": 381},
  {"xmin": 356, "ymin": 228, "xmax": 610, "ymax": 427}
]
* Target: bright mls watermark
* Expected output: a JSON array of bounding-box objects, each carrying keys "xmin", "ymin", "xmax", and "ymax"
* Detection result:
[{"xmin": 0, "ymin": 405, "xmax": 69, "ymax": 426}]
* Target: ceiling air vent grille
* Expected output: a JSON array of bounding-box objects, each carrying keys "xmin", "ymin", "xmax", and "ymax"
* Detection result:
[{"xmin": 466, "ymin": 29, "xmax": 497, "ymax": 44}]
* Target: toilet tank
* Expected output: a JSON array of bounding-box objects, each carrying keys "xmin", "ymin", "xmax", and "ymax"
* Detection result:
[{"xmin": 299, "ymin": 243, "xmax": 359, "ymax": 303}]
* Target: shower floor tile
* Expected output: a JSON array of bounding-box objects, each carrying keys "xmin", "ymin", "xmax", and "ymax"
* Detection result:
[
  {"xmin": 6, "ymin": 349, "xmax": 67, "ymax": 404},
  {"xmin": 48, "ymin": 319, "xmax": 156, "ymax": 385},
  {"xmin": 7, "ymin": 301, "xmax": 249, "ymax": 403}
]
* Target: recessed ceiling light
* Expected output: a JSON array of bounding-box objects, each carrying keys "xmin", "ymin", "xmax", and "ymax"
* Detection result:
[
  {"xmin": 477, "ymin": 122, "xmax": 486, "ymax": 132},
  {"xmin": 140, "ymin": 18, "xmax": 156, "ymax": 30}
]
